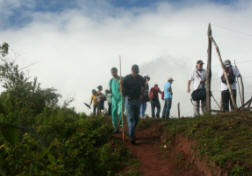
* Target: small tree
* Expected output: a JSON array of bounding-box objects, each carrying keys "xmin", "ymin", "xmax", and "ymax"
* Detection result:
[
  {"xmin": 0, "ymin": 44, "xmax": 61, "ymax": 126},
  {"xmin": 0, "ymin": 42, "xmax": 9, "ymax": 57}
]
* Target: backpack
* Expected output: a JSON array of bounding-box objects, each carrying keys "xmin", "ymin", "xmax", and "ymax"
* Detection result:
[
  {"xmin": 149, "ymin": 89, "xmax": 154, "ymax": 100},
  {"xmin": 221, "ymin": 66, "xmax": 235, "ymax": 84}
]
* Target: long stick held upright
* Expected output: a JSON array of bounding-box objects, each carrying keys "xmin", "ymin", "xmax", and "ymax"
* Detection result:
[
  {"xmin": 210, "ymin": 36, "xmax": 237, "ymax": 110},
  {"xmin": 119, "ymin": 56, "xmax": 125, "ymax": 142}
]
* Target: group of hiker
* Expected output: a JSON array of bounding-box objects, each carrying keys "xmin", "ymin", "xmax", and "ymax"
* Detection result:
[
  {"xmin": 89, "ymin": 59, "xmax": 240, "ymax": 144},
  {"xmin": 188, "ymin": 59, "xmax": 240, "ymax": 116}
]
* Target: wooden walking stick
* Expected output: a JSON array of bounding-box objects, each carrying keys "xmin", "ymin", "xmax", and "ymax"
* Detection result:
[
  {"xmin": 210, "ymin": 36, "xmax": 238, "ymax": 110},
  {"xmin": 119, "ymin": 56, "xmax": 125, "ymax": 142}
]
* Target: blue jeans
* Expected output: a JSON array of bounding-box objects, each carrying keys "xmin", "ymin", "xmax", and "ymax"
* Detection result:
[
  {"xmin": 126, "ymin": 98, "xmax": 140, "ymax": 141},
  {"xmin": 162, "ymin": 98, "xmax": 172, "ymax": 119},
  {"xmin": 139, "ymin": 102, "xmax": 147, "ymax": 118}
]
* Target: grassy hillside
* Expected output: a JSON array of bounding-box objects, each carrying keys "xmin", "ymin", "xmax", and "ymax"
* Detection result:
[{"xmin": 138, "ymin": 111, "xmax": 252, "ymax": 176}]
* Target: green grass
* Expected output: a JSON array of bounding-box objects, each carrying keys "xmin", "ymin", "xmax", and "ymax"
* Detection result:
[{"xmin": 137, "ymin": 111, "xmax": 252, "ymax": 176}]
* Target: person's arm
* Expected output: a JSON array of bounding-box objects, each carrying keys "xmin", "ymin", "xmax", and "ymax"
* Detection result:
[
  {"xmin": 121, "ymin": 77, "xmax": 126, "ymax": 96},
  {"xmin": 187, "ymin": 80, "xmax": 191, "ymax": 93},
  {"xmin": 90, "ymin": 96, "xmax": 93, "ymax": 105},
  {"xmin": 188, "ymin": 71, "xmax": 194, "ymax": 93},
  {"xmin": 234, "ymin": 66, "xmax": 241, "ymax": 77}
]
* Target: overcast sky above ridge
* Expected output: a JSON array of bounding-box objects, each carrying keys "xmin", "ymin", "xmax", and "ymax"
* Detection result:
[{"xmin": 0, "ymin": 0, "xmax": 252, "ymax": 116}]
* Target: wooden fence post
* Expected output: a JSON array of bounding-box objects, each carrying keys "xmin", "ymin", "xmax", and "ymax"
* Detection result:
[
  {"xmin": 206, "ymin": 23, "xmax": 212, "ymax": 113},
  {"xmin": 177, "ymin": 102, "xmax": 180, "ymax": 119}
]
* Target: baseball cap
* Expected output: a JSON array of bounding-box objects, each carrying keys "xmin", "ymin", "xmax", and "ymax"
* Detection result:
[
  {"xmin": 196, "ymin": 60, "xmax": 204, "ymax": 64},
  {"xmin": 224, "ymin": 60, "xmax": 231, "ymax": 66}
]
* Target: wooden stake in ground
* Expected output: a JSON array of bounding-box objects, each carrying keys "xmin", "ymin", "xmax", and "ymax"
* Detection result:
[
  {"xmin": 119, "ymin": 56, "xmax": 125, "ymax": 142},
  {"xmin": 206, "ymin": 23, "xmax": 212, "ymax": 113},
  {"xmin": 177, "ymin": 102, "xmax": 181, "ymax": 119},
  {"xmin": 210, "ymin": 36, "xmax": 238, "ymax": 110}
]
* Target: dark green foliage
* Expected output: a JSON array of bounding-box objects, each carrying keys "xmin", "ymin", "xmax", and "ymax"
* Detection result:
[
  {"xmin": 0, "ymin": 61, "xmax": 61, "ymax": 127},
  {"xmin": 0, "ymin": 113, "xmax": 131, "ymax": 176},
  {"xmin": 0, "ymin": 54, "xmax": 132, "ymax": 176}
]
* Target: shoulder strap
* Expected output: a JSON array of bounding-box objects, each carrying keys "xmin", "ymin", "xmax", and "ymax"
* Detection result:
[{"xmin": 196, "ymin": 71, "xmax": 204, "ymax": 81}]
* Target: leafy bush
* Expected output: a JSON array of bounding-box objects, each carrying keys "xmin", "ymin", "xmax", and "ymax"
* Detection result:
[
  {"xmin": 0, "ymin": 46, "xmax": 131, "ymax": 176},
  {"xmin": 0, "ymin": 114, "xmax": 130, "ymax": 176}
]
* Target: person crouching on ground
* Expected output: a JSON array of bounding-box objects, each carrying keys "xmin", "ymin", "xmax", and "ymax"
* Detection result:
[
  {"xmin": 220, "ymin": 59, "xmax": 240, "ymax": 112},
  {"xmin": 188, "ymin": 60, "xmax": 206, "ymax": 116},
  {"xmin": 139, "ymin": 75, "xmax": 150, "ymax": 118},
  {"xmin": 122, "ymin": 64, "xmax": 145, "ymax": 144},
  {"xmin": 162, "ymin": 78, "xmax": 174, "ymax": 119},
  {"xmin": 150, "ymin": 84, "xmax": 162, "ymax": 118},
  {"xmin": 109, "ymin": 67, "xmax": 125, "ymax": 133}
]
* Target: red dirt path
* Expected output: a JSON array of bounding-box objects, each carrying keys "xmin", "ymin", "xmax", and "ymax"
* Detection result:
[{"xmin": 113, "ymin": 124, "xmax": 203, "ymax": 176}]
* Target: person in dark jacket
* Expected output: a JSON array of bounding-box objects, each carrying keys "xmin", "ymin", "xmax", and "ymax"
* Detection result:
[{"xmin": 122, "ymin": 64, "xmax": 145, "ymax": 144}]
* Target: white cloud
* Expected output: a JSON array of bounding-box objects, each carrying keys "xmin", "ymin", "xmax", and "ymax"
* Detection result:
[{"xmin": 0, "ymin": 0, "xmax": 252, "ymax": 116}]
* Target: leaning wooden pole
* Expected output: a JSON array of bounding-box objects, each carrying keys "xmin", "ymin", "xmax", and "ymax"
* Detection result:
[
  {"xmin": 206, "ymin": 23, "xmax": 212, "ymax": 113},
  {"xmin": 210, "ymin": 36, "xmax": 238, "ymax": 110},
  {"xmin": 234, "ymin": 60, "xmax": 242, "ymax": 106},
  {"xmin": 234, "ymin": 61, "xmax": 244, "ymax": 106},
  {"xmin": 119, "ymin": 56, "xmax": 125, "ymax": 142}
]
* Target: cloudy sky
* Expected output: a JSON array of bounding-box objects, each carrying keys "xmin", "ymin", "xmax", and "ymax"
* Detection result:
[{"xmin": 0, "ymin": 0, "xmax": 252, "ymax": 116}]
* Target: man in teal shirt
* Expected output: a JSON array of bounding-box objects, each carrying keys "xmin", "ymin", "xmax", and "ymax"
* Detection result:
[{"xmin": 109, "ymin": 67, "xmax": 125, "ymax": 133}]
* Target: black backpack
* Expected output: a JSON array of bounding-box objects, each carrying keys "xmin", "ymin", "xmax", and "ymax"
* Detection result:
[{"xmin": 221, "ymin": 66, "xmax": 235, "ymax": 84}]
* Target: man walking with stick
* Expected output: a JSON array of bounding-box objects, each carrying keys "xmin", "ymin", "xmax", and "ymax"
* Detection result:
[
  {"xmin": 122, "ymin": 64, "xmax": 145, "ymax": 144},
  {"xmin": 109, "ymin": 67, "xmax": 125, "ymax": 133}
]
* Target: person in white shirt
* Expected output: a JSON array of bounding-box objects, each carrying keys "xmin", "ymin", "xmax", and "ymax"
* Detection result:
[
  {"xmin": 187, "ymin": 60, "xmax": 207, "ymax": 116},
  {"xmin": 219, "ymin": 60, "xmax": 240, "ymax": 111}
]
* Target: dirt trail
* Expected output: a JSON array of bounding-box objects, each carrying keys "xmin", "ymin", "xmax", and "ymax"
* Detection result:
[{"xmin": 114, "ymin": 124, "xmax": 203, "ymax": 176}]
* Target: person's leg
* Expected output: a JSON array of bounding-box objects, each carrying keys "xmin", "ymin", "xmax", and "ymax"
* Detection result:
[
  {"xmin": 193, "ymin": 100, "xmax": 200, "ymax": 116},
  {"xmin": 112, "ymin": 100, "xmax": 119, "ymax": 132},
  {"xmin": 140, "ymin": 103, "xmax": 145, "ymax": 118},
  {"xmin": 126, "ymin": 99, "xmax": 134, "ymax": 141},
  {"xmin": 139, "ymin": 103, "xmax": 142, "ymax": 117},
  {"xmin": 117, "ymin": 100, "xmax": 124, "ymax": 127},
  {"xmin": 93, "ymin": 105, "xmax": 95, "ymax": 115},
  {"xmin": 230, "ymin": 90, "xmax": 237, "ymax": 110},
  {"xmin": 108, "ymin": 103, "xmax": 112, "ymax": 115},
  {"xmin": 201, "ymin": 100, "xmax": 206, "ymax": 114},
  {"xmin": 164, "ymin": 98, "xmax": 172, "ymax": 118},
  {"xmin": 151, "ymin": 101, "xmax": 155, "ymax": 118},
  {"xmin": 156, "ymin": 100, "xmax": 161, "ymax": 118},
  {"xmin": 142, "ymin": 102, "xmax": 147, "ymax": 118},
  {"xmin": 221, "ymin": 90, "xmax": 229, "ymax": 112},
  {"xmin": 132, "ymin": 99, "xmax": 140, "ymax": 140},
  {"xmin": 162, "ymin": 100, "xmax": 167, "ymax": 118}
]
